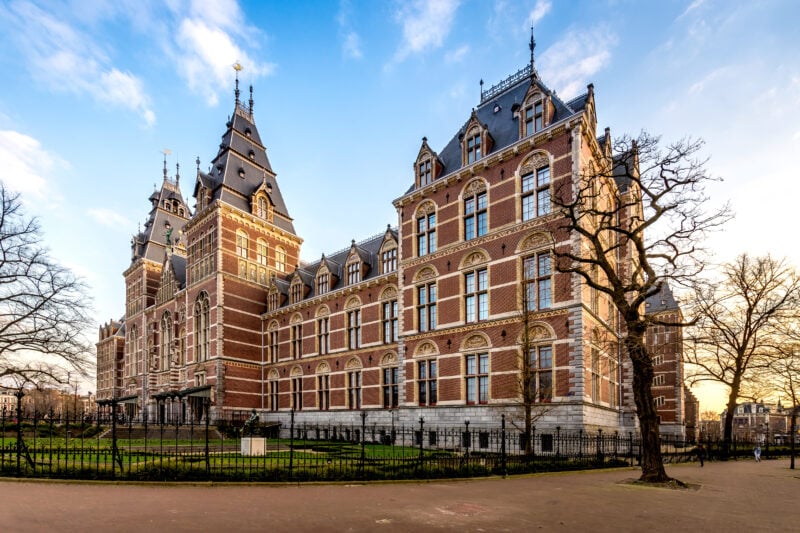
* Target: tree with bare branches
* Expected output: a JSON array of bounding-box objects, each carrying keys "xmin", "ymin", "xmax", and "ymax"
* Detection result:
[
  {"xmin": 686, "ymin": 254, "xmax": 800, "ymax": 454},
  {"xmin": 0, "ymin": 186, "xmax": 93, "ymax": 387},
  {"xmin": 553, "ymin": 131, "xmax": 730, "ymax": 482}
]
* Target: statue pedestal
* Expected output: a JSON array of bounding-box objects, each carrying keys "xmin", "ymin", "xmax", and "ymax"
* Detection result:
[{"xmin": 241, "ymin": 437, "xmax": 267, "ymax": 456}]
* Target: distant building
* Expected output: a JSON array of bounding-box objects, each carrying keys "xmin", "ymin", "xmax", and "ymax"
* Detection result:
[
  {"xmin": 97, "ymin": 39, "xmax": 692, "ymax": 435},
  {"xmin": 722, "ymin": 401, "xmax": 787, "ymax": 443}
]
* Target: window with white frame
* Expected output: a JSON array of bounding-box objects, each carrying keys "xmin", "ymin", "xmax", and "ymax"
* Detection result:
[
  {"xmin": 464, "ymin": 190, "xmax": 487, "ymax": 240},
  {"xmin": 347, "ymin": 309, "xmax": 361, "ymax": 349},
  {"xmin": 317, "ymin": 317, "xmax": 330, "ymax": 355},
  {"xmin": 417, "ymin": 282, "xmax": 437, "ymax": 332},
  {"xmin": 523, "ymin": 253, "xmax": 552, "ymax": 311},
  {"xmin": 382, "ymin": 300, "xmax": 398, "ymax": 343},
  {"xmin": 347, "ymin": 370, "xmax": 361, "ymax": 409},
  {"xmin": 465, "ymin": 268, "xmax": 488, "ymax": 322},
  {"xmin": 521, "ymin": 167, "xmax": 551, "ymax": 220},
  {"xmin": 417, "ymin": 212, "xmax": 436, "ymax": 256}
]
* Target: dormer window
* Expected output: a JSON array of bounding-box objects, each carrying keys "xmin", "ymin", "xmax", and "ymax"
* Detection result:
[
  {"xmin": 524, "ymin": 101, "xmax": 544, "ymax": 137},
  {"xmin": 290, "ymin": 280, "xmax": 303, "ymax": 304},
  {"xmin": 317, "ymin": 273, "xmax": 329, "ymax": 294},
  {"xmin": 347, "ymin": 261, "xmax": 361, "ymax": 285},
  {"xmin": 257, "ymin": 196, "xmax": 268, "ymax": 219},
  {"xmin": 381, "ymin": 247, "xmax": 397, "ymax": 274},
  {"xmin": 419, "ymin": 159, "xmax": 432, "ymax": 186},
  {"xmin": 466, "ymin": 133, "xmax": 481, "ymax": 164},
  {"xmin": 245, "ymin": 128, "xmax": 252, "ymax": 138}
]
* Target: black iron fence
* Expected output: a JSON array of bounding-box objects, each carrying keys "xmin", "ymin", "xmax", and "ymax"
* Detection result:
[{"xmin": 0, "ymin": 412, "xmax": 792, "ymax": 482}]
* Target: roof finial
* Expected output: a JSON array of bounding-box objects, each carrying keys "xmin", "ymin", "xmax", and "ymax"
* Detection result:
[
  {"xmin": 249, "ymin": 85, "xmax": 254, "ymax": 115},
  {"xmin": 195, "ymin": 156, "xmax": 200, "ymax": 173},
  {"xmin": 233, "ymin": 62, "xmax": 243, "ymax": 105},
  {"xmin": 529, "ymin": 27, "xmax": 537, "ymax": 79},
  {"xmin": 161, "ymin": 148, "xmax": 171, "ymax": 181},
  {"xmin": 479, "ymin": 78, "xmax": 484, "ymax": 99},
  {"xmin": 175, "ymin": 162, "xmax": 180, "ymax": 185}
]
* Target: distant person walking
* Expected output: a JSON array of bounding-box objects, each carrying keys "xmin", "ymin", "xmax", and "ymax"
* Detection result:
[
  {"xmin": 754, "ymin": 445, "xmax": 762, "ymax": 462},
  {"xmin": 695, "ymin": 443, "xmax": 706, "ymax": 467}
]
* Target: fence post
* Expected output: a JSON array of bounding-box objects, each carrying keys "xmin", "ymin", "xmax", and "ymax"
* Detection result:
[
  {"xmin": 360, "ymin": 411, "xmax": 367, "ymax": 478},
  {"xmin": 501, "ymin": 414, "xmax": 507, "ymax": 478},
  {"xmin": 628, "ymin": 432, "xmax": 634, "ymax": 467},
  {"xmin": 597, "ymin": 429, "xmax": 603, "ymax": 464},
  {"xmin": 464, "ymin": 420, "xmax": 471, "ymax": 465},
  {"xmin": 418, "ymin": 417, "xmax": 424, "ymax": 466},
  {"xmin": 15, "ymin": 390, "xmax": 24, "ymax": 476},
  {"xmin": 289, "ymin": 409, "xmax": 295, "ymax": 480},
  {"xmin": 204, "ymin": 398, "xmax": 210, "ymax": 476}
]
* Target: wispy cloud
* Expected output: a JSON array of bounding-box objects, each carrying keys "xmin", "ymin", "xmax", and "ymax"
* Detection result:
[
  {"xmin": 0, "ymin": 130, "xmax": 64, "ymax": 201},
  {"xmin": 688, "ymin": 66, "xmax": 730, "ymax": 95},
  {"xmin": 337, "ymin": 0, "xmax": 363, "ymax": 59},
  {"xmin": 86, "ymin": 207, "xmax": 133, "ymax": 230},
  {"xmin": 528, "ymin": 0, "xmax": 551, "ymax": 28},
  {"xmin": 2, "ymin": 1, "xmax": 156, "ymax": 126},
  {"xmin": 173, "ymin": 3, "xmax": 274, "ymax": 107},
  {"xmin": 444, "ymin": 44, "xmax": 470, "ymax": 64},
  {"xmin": 677, "ymin": 0, "xmax": 707, "ymax": 21},
  {"xmin": 539, "ymin": 26, "xmax": 616, "ymax": 100},
  {"xmin": 391, "ymin": 0, "xmax": 461, "ymax": 64}
]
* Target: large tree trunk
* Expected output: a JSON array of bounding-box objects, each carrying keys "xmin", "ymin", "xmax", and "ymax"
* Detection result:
[
  {"xmin": 626, "ymin": 329, "xmax": 671, "ymax": 482},
  {"xmin": 791, "ymin": 411, "xmax": 796, "ymax": 470},
  {"xmin": 722, "ymin": 376, "xmax": 741, "ymax": 458}
]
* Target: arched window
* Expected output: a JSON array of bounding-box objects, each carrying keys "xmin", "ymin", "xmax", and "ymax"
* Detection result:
[
  {"xmin": 275, "ymin": 246, "xmax": 286, "ymax": 273},
  {"xmin": 257, "ymin": 196, "xmax": 268, "ymax": 219},
  {"xmin": 128, "ymin": 324, "xmax": 140, "ymax": 377},
  {"xmin": 236, "ymin": 230, "xmax": 249, "ymax": 258},
  {"xmin": 160, "ymin": 312, "xmax": 172, "ymax": 370},
  {"xmin": 194, "ymin": 292, "xmax": 210, "ymax": 362},
  {"xmin": 257, "ymin": 239, "xmax": 268, "ymax": 266},
  {"xmin": 416, "ymin": 202, "xmax": 437, "ymax": 257}
]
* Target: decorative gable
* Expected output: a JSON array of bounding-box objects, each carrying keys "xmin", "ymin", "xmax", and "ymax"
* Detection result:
[
  {"xmin": 461, "ymin": 110, "xmax": 494, "ymax": 166},
  {"xmin": 415, "ymin": 137, "xmax": 444, "ymax": 188}
]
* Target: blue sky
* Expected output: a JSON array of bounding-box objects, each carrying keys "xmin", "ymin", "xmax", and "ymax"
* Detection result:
[{"xmin": 0, "ymin": 0, "xmax": 798, "ymax": 409}]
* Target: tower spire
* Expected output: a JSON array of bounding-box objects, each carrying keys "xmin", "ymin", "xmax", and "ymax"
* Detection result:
[
  {"xmin": 233, "ymin": 62, "xmax": 243, "ymax": 106},
  {"xmin": 529, "ymin": 27, "xmax": 536, "ymax": 78},
  {"xmin": 249, "ymin": 85, "xmax": 254, "ymax": 115},
  {"xmin": 175, "ymin": 162, "xmax": 180, "ymax": 186},
  {"xmin": 161, "ymin": 148, "xmax": 171, "ymax": 181}
]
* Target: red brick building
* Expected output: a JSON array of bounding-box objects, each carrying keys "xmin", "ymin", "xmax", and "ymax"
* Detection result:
[{"xmin": 96, "ymin": 49, "xmax": 691, "ymax": 436}]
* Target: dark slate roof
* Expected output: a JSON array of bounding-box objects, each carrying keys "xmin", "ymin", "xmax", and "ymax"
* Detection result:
[
  {"xmin": 645, "ymin": 283, "xmax": 680, "ymax": 314},
  {"xmin": 169, "ymin": 254, "xmax": 187, "ymax": 289},
  {"xmin": 195, "ymin": 91, "xmax": 296, "ymax": 235},
  {"xmin": 132, "ymin": 175, "xmax": 191, "ymax": 266},
  {"xmin": 612, "ymin": 151, "xmax": 635, "ymax": 193},
  {"xmin": 408, "ymin": 68, "xmax": 587, "ymax": 194},
  {"xmin": 270, "ymin": 227, "xmax": 398, "ymax": 307}
]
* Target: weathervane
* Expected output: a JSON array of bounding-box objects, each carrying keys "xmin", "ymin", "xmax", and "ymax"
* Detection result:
[{"xmin": 233, "ymin": 62, "xmax": 243, "ymax": 105}]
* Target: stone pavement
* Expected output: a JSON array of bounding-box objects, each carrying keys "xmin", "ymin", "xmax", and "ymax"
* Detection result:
[{"xmin": 1, "ymin": 459, "xmax": 798, "ymax": 532}]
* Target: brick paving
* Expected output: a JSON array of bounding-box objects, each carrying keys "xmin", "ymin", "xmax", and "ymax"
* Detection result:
[{"xmin": 1, "ymin": 459, "xmax": 798, "ymax": 532}]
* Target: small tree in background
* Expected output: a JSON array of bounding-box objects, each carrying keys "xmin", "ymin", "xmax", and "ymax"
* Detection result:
[{"xmin": 0, "ymin": 186, "xmax": 93, "ymax": 387}]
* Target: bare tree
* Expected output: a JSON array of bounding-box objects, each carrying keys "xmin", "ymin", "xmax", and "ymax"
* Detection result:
[
  {"xmin": 686, "ymin": 254, "xmax": 800, "ymax": 453},
  {"xmin": 0, "ymin": 186, "xmax": 93, "ymax": 386},
  {"xmin": 554, "ymin": 132, "xmax": 730, "ymax": 483}
]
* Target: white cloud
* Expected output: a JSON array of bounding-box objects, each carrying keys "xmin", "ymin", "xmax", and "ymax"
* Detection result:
[
  {"xmin": 86, "ymin": 207, "xmax": 133, "ymax": 230},
  {"xmin": 687, "ymin": 66, "xmax": 730, "ymax": 95},
  {"xmin": 0, "ymin": 130, "xmax": 61, "ymax": 200},
  {"xmin": 342, "ymin": 31, "xmax": 363, "ymax": 59},
  {"xmin": 444, "ymin": 44, "xmax": 470, "ymax": 64},
  {"xmin": 539, "ymin": 27, "xmax": 616, "ymax": 100},
  {"xmin": 528, "ymin": 0, "xmax": 551, "ymax": 27},
  {"xmin": 2, "ymin": 1, "xmax": 156, "ymax": 126},
  {"xmin": 337, "ymin": 0, "xmax": 363, "ymax": 60},
  {"xmin": 392, "ymin": 0, "xmax": 461, "ymax": 63},
  {"xmin": 174, "ymin": 14, "xmax": 274, "ymax": 106}
]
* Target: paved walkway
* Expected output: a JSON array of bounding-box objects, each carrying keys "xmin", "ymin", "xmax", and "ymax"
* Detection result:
[{"xmin": 1, "ymin": 459, "xmax": 798, "ymax": 532}]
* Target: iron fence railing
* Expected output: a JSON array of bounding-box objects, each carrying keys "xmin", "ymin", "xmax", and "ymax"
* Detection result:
[{"xmin": 0, "ymin": 411, "xmax": 793, "ymax": 482}]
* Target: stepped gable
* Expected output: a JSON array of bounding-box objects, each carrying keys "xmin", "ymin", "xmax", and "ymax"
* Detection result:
[
  {"xmin": 196, "ymin": 85, "xmax": 296, "ymax": 235},
  {"xmin": 131, "ymin": 162, "xmax": 191, "ymax": 265}
]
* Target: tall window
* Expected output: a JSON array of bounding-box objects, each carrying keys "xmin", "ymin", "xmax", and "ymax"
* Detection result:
[
  {"xmin": 466, "ymin": 133, "xmax": 481, "ymax": 164},
  {"xmin": 529, "ymin": 345, "xmax": 553, "ymax": 402},
  {"xmin": 268, "ymin": 379, "xmax": 279, "ymax": 411},
  {"xmin": 257, "ymin": 239, "xmax": 268, "ymax": 266},
  {"xmin": 269, "ymin": 326, "xmax": 279, "ymax": 363},
  {"xmin": 465, "ymin": 353, "xmax": 489, "ymax": 404},
  {"xmin": 382, "ymin": 300, "xmax": 398, "ymax": 343},
  {"xmin": 464, "ymin": 191, "xmax": 487, "ymax": 240},
  {"xmin": 194, "ymin": 293, "xmax": 210, "ymax": 362},
  {"xmin": 128, "ymin": 324, "xmax": 139, "ymax": 376},
  {"xmin": 257, "ymin": 196, "xmax": 268, "ymax": 219},
  {"xmin": 465, "ymin": 268, "xmax": 488, "ymax": 322},
  {"xmin": 417, "ymin": 283, "xmax": 437, "ymax": 332},
  {"xmin": 609, "ymin": 360, "xmax": 618, "ymax": 408},
  {"xmin": 268, "ymin": 290, "xmax": 279, "ymax": 312},
  {"xmin": 290, "ymin": 282, "xmax": 303, "ymax": 304},
  {"xmin": 236, "ymin": 230, "xmax": 248, "ymax": 258},
  {"xmin": 348, "ymin": 370, "xmax": 361, "ymax": 409},
  {"xmin": 417, "ymin": 213, "xmax": 436, "ymax": 256},
  {"xmin": 381, "ymin": 248, "xmax": 397, "ymax": 273},
  {"xmin": 419, "ymin": 159, "xmax": 432, "ymax": 186},
  {"xmin": 525, "ymin": 101, "xmax": 544, "ymax": 136},
  {"xmin": 383, "ymin": 367, "xmax": 399, "ymax": 408},
  {"xmin": 347, "ymin": 262, "xmax": 360, "ymax": 284},
  {"xmin": 524, "ymin": 253, "xmax": 552, "ymax": 311},
  {"xmin": 160, "ymin": 312, "xmax": 172, "ymax": 371},
  {"xmin": 291, "ymin": 323, "xmax": 302, "ymax": 359},
  {"xmin": 275, "ymin": 246, "xmax": 286, "ymax": 273},
  {"xmin": 317, "ymin": 273, "xmax": 329, "ymax": 294},
  {"xmin": 521, "ymin": 167, "xmax": 551, "ymax": 220},
  {"xmin": 291, "ymin": 376, "xmax": 303, "ymax": 410},
  {"xmin": 591, "ymin": 348, "xmax": 600, "ymax": 402},
  {"xmin": 347, "ymin": 309, "xmax": 361, "ymax": 349},
  {"xmin": 317, "ymin": 374, "xmax": 330, "ymax": 410},
  {"xmin": 317, "ymin": 317, "xmax": 330, "ymax": 355},
  {"xmin": 418, "ymin": 360, "xmax": 437, "ymax": 406}
]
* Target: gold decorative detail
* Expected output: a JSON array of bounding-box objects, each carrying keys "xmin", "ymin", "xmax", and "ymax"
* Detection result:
[
  {"xmin": 290, "ymin": 365, "xmax": 303, "ymax": 377},
  {"xmin": 316, "ymin": 362, "xmax": 331, "ymax": 374},
  {"xmin": 290, "ymin": 313, "xmax": 303, "ymax": 325},
  {"xmin": 518, "ymin": 231, "xmax": 554, "ymax": 252},
  {"xmin": 462, "ymin": 333, "xmax": 489, "ymax": 350},
  {"xmin": 344, "ymin": 296, "xmax": 361, "ymax": 310},
  {"xmin": 520, "ymin": 151, "xmax": 550, "ymax": 175},
  {"xmin": 413, "ymin": 266, "xmax": 438, "ymax": 282},
  {"xmin": 345, "ymin": 357, "xmax": 363, "ymax": 370},
  {"xmin": 267, "ymin": 369, "xmax": 280, "ymax": 380},
  {"xmin": 315, "ymin": 305, "xmax": 330, "ymax": 317},
  {"xmin": 460, "ymin": 249, "xmax": 489, "ymax": 269},
  {"xmin": 414, "ymin": 340, "xmax": 439, "ymax": 356},
  {"xmin": 379, "ymin": 286, "xmax": 398, "ymax": 300},
  {"xmin": 380, "ymin": 352, "xmax": 398, "ymax": 366},
  {"xmin": 416, "ymin": 200, "xmax": 436, "ymax": 217},
  {"xmin": 464, "ymin": 178, "xmax": 487, "ymax": 196}
]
